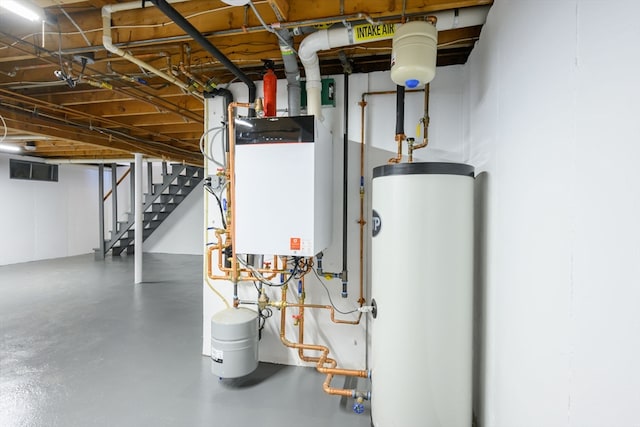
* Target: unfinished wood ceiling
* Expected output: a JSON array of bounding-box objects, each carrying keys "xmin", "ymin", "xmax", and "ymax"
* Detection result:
[{"xmin": 0, "ymin": 0, "xmax": 492, "ymax": 165}]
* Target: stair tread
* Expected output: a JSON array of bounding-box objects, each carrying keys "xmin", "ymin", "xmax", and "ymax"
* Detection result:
[{"xmin": 100, "ymin": 166, "xmax": 203, "ymax": 257}]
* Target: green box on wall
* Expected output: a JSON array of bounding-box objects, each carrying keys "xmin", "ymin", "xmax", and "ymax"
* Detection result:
[{"xmin": 300, "ymin": 78, "xmax": 336, "ymax": 108}]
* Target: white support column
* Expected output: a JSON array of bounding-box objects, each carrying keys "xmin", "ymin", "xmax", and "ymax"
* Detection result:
[{"xmin": 134, "ymin": 153, "xmax": 143, "ymax": 284}]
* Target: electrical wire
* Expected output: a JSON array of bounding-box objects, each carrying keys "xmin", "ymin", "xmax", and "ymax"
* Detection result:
[
  {"xmin": 311, "ymin": 267, "xmax": 358, "ymax": 315},
  {"xmin": 258, "ymin": 306, "xmax": 273, "ymax": 340},
  {"xmin": 252, "ymin": 280, "xmax": 261, "ymax": 293},
  {"xmin": 204, "ymin": 184, "xmax": 226, "ymax": 229},
  {"xmin": 248, "ymin": 1, "xmax": 298, "ymax": 55},
  {"xmin": 199, "ymin": 126, "xmax": 225, "ymax": 167},
  {"xmin": 59, "ymin": 5, "xmax": 91, "ymax": 47},
  {"xmin": 236, "ymin": 256, "xmax": 301, "ymax": 287},
  {"xmin": 205, "ymin": 276, "xmax": 230, "ymax": 308}
]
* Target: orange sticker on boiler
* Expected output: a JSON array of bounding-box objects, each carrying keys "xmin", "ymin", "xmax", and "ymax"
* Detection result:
[{"xmin": 290, "ymin": 237, "xmax": 301, "ymax": 250}]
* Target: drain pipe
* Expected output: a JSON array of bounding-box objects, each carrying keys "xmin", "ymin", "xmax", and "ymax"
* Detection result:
[
  {"xmin": 277, "ymin": 29, "xmax": 300, "ymax": 116},
  {"xmin": 101, "ymin": 0, "xmax": 202, "ymax": 100},
  {"xmin": 150, "ymin": 0, "xmax": 256, "ymax": 114}
]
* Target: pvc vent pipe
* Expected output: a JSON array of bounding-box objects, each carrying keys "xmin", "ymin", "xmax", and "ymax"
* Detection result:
[
  {"xmin": 277, "ymin": 29, "xmax": 301, "ymax": 116},
  {"xmin": 298, "ymin": 5, "xmax": 490, "ymax": 119},
  {"xmin": 299, "ymin": 27, "xmax": 357, "ymax": 120}
]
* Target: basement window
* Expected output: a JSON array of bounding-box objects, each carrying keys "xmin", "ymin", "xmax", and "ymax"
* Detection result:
[{"xmin": 10, "ymin": 159, "xmax": 58, "ymax": 182}]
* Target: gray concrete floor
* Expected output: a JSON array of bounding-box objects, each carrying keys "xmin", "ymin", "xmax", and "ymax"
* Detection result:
[{"xmin": 0, "ymin": 254, "xmax": 370, "ymax": 427}]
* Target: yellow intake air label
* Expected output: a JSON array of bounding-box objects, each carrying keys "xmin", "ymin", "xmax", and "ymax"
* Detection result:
[{"xmin": 352, "ymin": 23, "xmax": 396, "ymax": 42}]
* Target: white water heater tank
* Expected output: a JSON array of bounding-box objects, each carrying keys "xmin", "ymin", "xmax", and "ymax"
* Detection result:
[
  {"xmin": 370, "ymin": 162, "xmax": 474, "ymax": 427},
  {"xmin": 390, "ymin": 20, "xmax": 437, "ymax": 88},
  {"xmin": 211, "ymin": 308, "xmax": 259, "ymax": 378}
]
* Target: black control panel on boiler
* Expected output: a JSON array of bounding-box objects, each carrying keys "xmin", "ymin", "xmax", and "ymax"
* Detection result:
[{"xmin": 235, "ymin": 116, "xmax": 315, "ymax": 145}]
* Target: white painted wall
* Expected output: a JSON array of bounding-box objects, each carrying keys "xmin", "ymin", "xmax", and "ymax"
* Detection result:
[
  {"xmin": 202, "ymin": 69, "xmax": 466, "ymax": 372},
  {"xmin": 102, "ymin": 164, "xmax": 132, "ymax": 240},
  {"xmin": 0, "ymin": 155, "xmax": 99, "ymax": 265},
  {"xmin": 465, "ymin": 1, "xmax": 640, "ymax": 425},
  {"xmin": 0, "ymin": 155, "xmax": 204, "ymax": 265},
  {"xmin": 143, "ymin": 185, "xmax": 203, "ymax": 255},
  {"xmin": 102, "ymin": 161, "xmax": 205, "ymax": 256}
]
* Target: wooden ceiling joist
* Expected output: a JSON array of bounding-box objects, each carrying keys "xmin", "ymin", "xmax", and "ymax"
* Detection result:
[{"xmin": 0, "ymin": 0, "xmax": 492, "ymax": 162}]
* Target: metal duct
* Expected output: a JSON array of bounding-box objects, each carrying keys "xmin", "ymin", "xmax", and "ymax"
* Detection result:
[
  {"xmin": 277, "ymin": 29, "xmax": 300, "ymax": 116},
  {"xmin": 149, "ymin": 0, "xmax": 256, "ymax": 112}
]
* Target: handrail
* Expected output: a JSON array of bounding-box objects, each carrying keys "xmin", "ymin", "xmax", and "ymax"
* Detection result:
[{"xmin": 103, "ymin": 167, "xmax": 131, "ymax": 201}]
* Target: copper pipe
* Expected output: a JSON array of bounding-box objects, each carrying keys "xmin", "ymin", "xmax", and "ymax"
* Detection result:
[
  {"xmin": 179, "ymin": 62, "xmax": 215, "ymax": 92},
  {"xmin": 360, "ymin": 89, "xmax": 424, "ymax": 163},
  {"xmin": 206, "ymin": 244, "xmax": 219, "ymax": 279},
  {"xmin": 323, "ymin": 377, "xmax": 354, "ymax": 397},
  {"xmin": 388, "ymin": 133, "xmax": 405, "ymax": 163},
  {"xmin": 227, "ymin": 103, "xmax": 252, "ymax": 294},
  {"xmin": 350, "ymin": 89, "xmax": 428, "ymax": 305},
  {"xmin": 297, "ymin": 276, "xmax": 309, "ymax": 362},
  {"xmin": 359, "ymin": 87, "xmax": 426, "ymax": 290},
  {"xmin": 407, "ymin": 138, "xmax": 415, "ymax": 163},
  {"xmin": 358, "ymin": 98, "xmax": 368, "ymax": 307},
  {"xmin": 279, "ymin": 287, "xmax": 368, "ymax": 398},
  {"xmin": 207, "ymin": 236, "xmax": 234, "ymax": 281},
  {"xmin": 293, "ymin": 260, "xmax": 350, "ymax": 362},
  {"xmin": 208, "ymin": 241, "xmax": 290, "ymax": 282},
  {"xmin": 360, "ymin": 89, "xmax": 424, "ymax": 98},
  {"xmin": 410, "ymin": 83, "xmax": 430, "ymax": 152},
  {"xmin": 225, "ymin": 102, "xmax": 248, "ymax": 305},
  {"xmin": 284, "ymin": 303, "xmax": 360, "ymax": 325}
]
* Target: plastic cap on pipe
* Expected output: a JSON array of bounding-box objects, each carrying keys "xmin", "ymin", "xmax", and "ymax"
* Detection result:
[{"xmin": 405, "ymin": 79, "xmax": 420, "ymax": 88}]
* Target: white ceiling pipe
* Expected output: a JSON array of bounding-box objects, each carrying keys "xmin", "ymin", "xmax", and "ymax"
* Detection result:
[
  {"xmin": 102, "ymin": 0, "xmax": 203, "ymax": 100},
  {"xmin": 299, "ymin": 5, "xmax": 491, "ymax": 119},
  {"xmin": 429, "ymin": 5, "xmax": 491, "ymax": 31},
  {"xmin": 1, "ymin": 135, "xmax": 51, "ymax": 141},
  {"xmin": 299, "ymin": 27, "xmax": 375, "ymax": 120}
]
